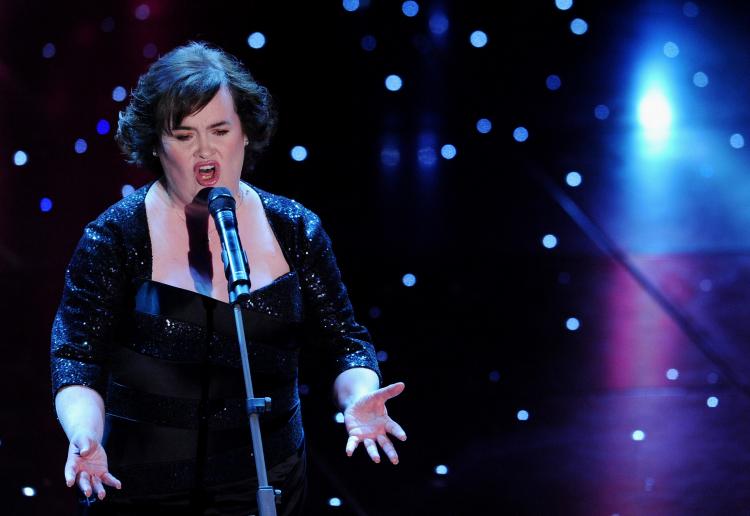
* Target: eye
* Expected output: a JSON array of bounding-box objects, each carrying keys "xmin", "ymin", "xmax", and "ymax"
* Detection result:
[
  {"xmin": 174, "ymin": 133, "xmax": 192, "ymax": 142},
  {"xmin": 214, "ymin": 129, "xmax": 229, "ymax": 136}
]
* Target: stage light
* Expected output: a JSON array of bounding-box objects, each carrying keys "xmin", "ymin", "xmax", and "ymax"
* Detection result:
[
  {"xmin": 402, "ymin": 1, "xmax": 419, "ymax": 17},
  {"xmin": 470, "ymin": 30, "xmax": 488, "ymax": 48},
  {"xmin": 730, "ymin": 133, "xmax": 744, "ymax": 149},
  {"xmin": 594, "ymin": 104, "xmax": 610, "ymax": 120},
  {"xmin": 335, "ymin": 412, "xmax": 345, "ymax": 423},
  {"xmin": 476, "ymin": 118, "xmax": 492, "ymax": 134},
  {"xmin": 112, "ymin": 86, "xmax": 127, "ymax": 102},
  {"xmin": 143, "ymin": 43, "xmax": 157, "ymax": 59},
  {"xmin": 566, "ymin": 317, "xmax": 580, "ymax": 331},
  {"xmin": 121, "ymin": 184, "xmax": 135, "ymax": 197},
  {"xmin": 40, "ymin": 198, "xmax": 53, "ymax": 213},
  {"xmin": 290, "ymin": 146, "xmax": 308, "ymax": 161},
  {"xmin": 97, "ymin": 119, "xmax": 111, "ymax": 135},
  {"xmin": 21, "ymin": 487, "xmax": 36, "ymax": 497},
  {"xmin": 134, "ymin": 4, "xmax": 150, "ymax": 20},
  {"xmin": 329, "ymin": 498, "xmax": 342, "ymax": 507},
  {"xmin": 247, "ymin": 32, "xmax": 266, "ymax": 49},
  {"xmin": 385, "ymin": 74, "xmax": 403, "ymax": 91},
  {"xmin": 489, "ymin": 370, "xmax": 500, "ymax": 383},
  {"xmin": 42, "ymin": 43, "xmax": 56, "ymax": 59},
  {"xmin": 74, "ymin": 139, "xmax": 88, "ymax": 154},
  {"xmin": 440, "ymin": 144, "xmax": 457, "ymax": 159},
  {"xmin": 707, "ymin": 372, "xmax": 719, "ymax": 384},
  {"xmin": 380, "ymin": 146, "xmax": 400, "ymax": 167},
  {"xmin": 699, "ymin": 279, "xmax": 712, "ymax": 292},
  {"xmin": 546, "ymin": 75, "xmax": 562, "ymax": 91},
  {"xmin": 435, "ymin": 465, "xmax": 449, "ymax": 475},
  {"xmin": 517, "ymin": 410, "xmax": 529, "ymax": 421},
  {"xmin": 361, "ymin": 35, "xmax": 377, "ymax": 51},
  {"xmin": 556, "ymin": 0, "xmax": 573, "ymax": 10},
  {"xmin": 343, "ymin": 0, "xmax": 360, "ymax": 12},
  {"xmin": 566, "ymin": 171, "xmax": 582, "ymax": 187},
  {"xmin": 693, "ymin": 71, "xmax": 709, "ymax": 87},
  {"xmin": 632, "ymin": 430, "xmax": 645, "ymax": 441},
  {"xmin": 429, "ymin": 12, "xmax": 449, "ymax": 35},
  {"xmin": 666, "ymin": 368, "xmax": 679, "ymax": 380},
  {"xmin": 542, "ymin": 234, "xmax": 557, "ymax": 249},
  {"xmin": 417, "ymin": 146, "xmax": 437, "ymax": 167},
  {"xmin": 683, "ymin": 2, "xmax": 699, "ymax": 17},
  {"xmin": 663, "ymin": 42, "xmax": 680, "ymax": 58},
  {"xmin": 376, "ymin": 350, "xmax": 389, "ymax": 362},
  {"xmin": 707, "ymin": 396, "xmax": 719, "ymax": 408},
  {"xmin": 638, "ymin": 88, "xmax": 672, "ymax": 142},
  {"xmin": 570, "ymin": 18, "xmax": 588, "ymax": 35},
  {"xmin": 402, "ymin": 273, "xmax": 416, "ymax": 287},
  {"xmin": 13, "ymin": 150, "xmax": 28, "ymax": 166},
  {"xmin": 513, "ymin": 127, "xmax": 529, "ymax": 142}
]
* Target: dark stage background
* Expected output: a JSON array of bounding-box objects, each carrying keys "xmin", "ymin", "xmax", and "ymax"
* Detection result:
[{"xmin": 4, "ymin": 0, "xmax": 750, "ymax": 514}]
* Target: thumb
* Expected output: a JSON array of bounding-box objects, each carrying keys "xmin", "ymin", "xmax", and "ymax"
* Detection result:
[{"xmin": 74, "ymin": 434, "xmax": 98, "ymax": 458}]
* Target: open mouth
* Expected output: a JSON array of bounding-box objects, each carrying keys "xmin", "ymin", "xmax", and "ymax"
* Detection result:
[{"xmin": 195, "ymin": 161, "xmax": 220, "ymax": 186}]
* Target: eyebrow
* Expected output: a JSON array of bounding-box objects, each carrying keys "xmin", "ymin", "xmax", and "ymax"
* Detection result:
[{"xmin": 174, "ymin": 120, "xmax": 231, "ymax": 131}]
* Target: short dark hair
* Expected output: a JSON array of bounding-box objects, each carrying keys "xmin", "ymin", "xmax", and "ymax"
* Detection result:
[{"xmin": 115, "ymin": 41, "xmax": 277, "ymax": 175}]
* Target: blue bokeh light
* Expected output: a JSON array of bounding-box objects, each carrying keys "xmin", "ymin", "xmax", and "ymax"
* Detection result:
[
  {"xmin": 402, "ymin": 1, "xmax": 419, "ymax": 17},
  {"xmin": 435, "ymin": 465, "xmax": 449, "ymax": 475},
  {"xmin": 42, "ymin": 42, "xmax": 56, "ymax": 59},
  {"xmin": 21, "ymin": 487, "xmax": 36, "ymax": 497},
  {"xmin": 663, "ymin": 41, "xmax": 680, "ymax": 58},
  {"xmin": 361, "ymin": 35, "xmax": 377, "ymax": 51},
  {"xmin": 112, "ymin": 86, "xmax": 127, "ymax": 102},
  {"xmin": 343, "ymin": 0, "xmax": 360, "ymax": 12},
  {"xmin": 100, "ymin": 17, "xmax": 115, "ymax": 32},
  {"xmin": 429, "ymin": 12, "xmax": 449, "ymax": 35},
  {"xmin": 513, "ymin": 126, "xmax": 529, "ymax": 142},
  {"xmin": 666, "ymin": 368, "xmax": 679, "ymax": 380},
  {"xmin": 683, "ymin": 1, "xmax": 699, "ymax": 17},
  {"xmin": 380, "ymin": 145, "xmax": 400, "ymax": 168},
  {"xmin": 40, "ymin": 197, "xmax": 53, "ymax": 213},
  {"xmin": 134, "ymin": 4, "xmax": 150, "ymax": 20},
  {"xmin": 121, "ymin": 184, "xmax": 135, "ymax": 197},
  {"xmin": 707, "ymin": 396, "xmax": 719, "ymax": 408},
  {"xmin": 594, "ymin": 104, "xmax": 610, "ymax": 120},
  {"xmin": 632, "ymin": 430, "xmax": 646, "ymax": 441},
  {"xmin": 470, "ymin": 30, "xmax": 488, "ymax": 48},
  {"xmin": 13, "ymin": 150, "xmax": 28, "ymax": 166},
  {"xmin": 247, "ymin": 32, "xmax": 266, "ymax": 49},
  {"xmin": 570, "ymin": 18, "xmax": 588, "ymax": 35},
  {"xmin": 97, "ymin": 119, "xmax": 111, "ymax": 135},
  {"xmin": 489, "ymin": 370, "xmax": 500, "ymax": 382},
  {"xmin": 566, "ymin": 317, "xmax": 581, "ymax": 331},
  {"xmin": 402, "ymin": 273, "xmax": 417, "ymax": 287},
  {"xmin": 290, "ymin": 146, "xmax": 308, "ymax": 161},
  {"xmin": 476, "ymin": 118, "xmax": 492, "ymax": 134},
  {"xmin": 417, "ymin": 146, "xmax": 437, "ymax": 167},
  {"xmin": 517, "ymin": 410, "xmax": 529, "ymax": 421},
  {"xmin": 376, "ymin": 350, "xmax": 389, "ymax": 362},
  {"xmin": 335, "ymin": 412, "xmax": 345, "ymax": 424},
  {"xmin": 143, "ymin": 43, "xmax": 158, "ymax": 59},
  {"xmin": 546, "ymin": 74, "xmax": 562, "ymax": 91},
  {"xmin": 542, "ymin": 234, "xmax": 558, "ymax": 249},
  {"xmin": 74, "ymin": 138, "xmax": 88, "ymax": 154},
  {"xmin": 385, "ymin": 74, "xmax": 403, "ymax": 91},
  {"xmin": 693, "ymin": 71, "xmax": 709, "ymax": 87},
  {"xmin": 566, "ymin": 171, "xmax": 582, "ymax": 187},
  {"xmin": 441, "ymin": 144, "xmax": 457, "ymax": 160},
  {"xmin": 730, "ymin": 133, "xmax": 745, "ymax": 149},
  {"xmin": 556, "ymin": 0, "xmax": 573, "ymax": 10},
  {"xmin": 329, "ymin": 497, "xmax": 342, "ymax": 507}
]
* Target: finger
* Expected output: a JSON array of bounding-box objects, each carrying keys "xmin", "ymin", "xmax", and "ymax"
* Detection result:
[
  {"xmin": 346, "ymin": 435, "xmax": 360, "ymax": 457},
  {"xmin": 91, "ymin": 475, "xmax": 106, "ymax": 500},
  {"xmin": 102, "ymin": 472, "xmax": 122, "ymax": 490},
  {"xmin": 377, "ymin": 434, "xmax": 399, "ymax": 465},
  {"xmin": 78, "ymin": 471, "xmax": 92, "ymax": 498},
  {"xmin": 78, "ymin": 438, "xmax": 97, "ymax": 459},
  {"xmin": 364, "ymin": 438, "xmax": 380, "ymax": 463},
  {"xmin": 374, "ymin": 382, "xmax": 405, "ymax": 402},
  {"xmin": 64, "ymin": 454, "xmax": 78, "ymax": 487},
  {"xmin": 385, "ymin": 419, "xmax": 408, "ymax": 441}
]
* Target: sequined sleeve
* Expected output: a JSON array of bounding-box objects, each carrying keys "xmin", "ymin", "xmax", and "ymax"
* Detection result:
[
  {"xmin": 298, "ymin": 211, "xmax": 382, "ymax": 383},
  {"xmin": 50, "ymin": 218, "xmax": 126, "ymax": 400}
]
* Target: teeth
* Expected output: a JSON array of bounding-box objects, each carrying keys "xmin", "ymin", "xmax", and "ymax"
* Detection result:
[{"xmin": 199, "ymin": 165, "xmax": 215, "ymax": 173}]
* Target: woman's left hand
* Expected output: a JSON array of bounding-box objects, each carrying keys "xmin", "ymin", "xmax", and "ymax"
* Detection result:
[{"xmin": 344, "ymin": 382, "xmax": 407, "ymax": 464}]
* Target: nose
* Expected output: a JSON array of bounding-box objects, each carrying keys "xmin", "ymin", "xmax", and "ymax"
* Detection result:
[{"xmin": 195, "ymin": 134, "xmax": 214, "ymax": 159}]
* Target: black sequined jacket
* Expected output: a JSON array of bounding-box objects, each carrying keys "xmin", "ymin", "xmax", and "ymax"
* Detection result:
[{"xmin": 50, "ymin": 181, "xmax": 381, "ymax": 496}]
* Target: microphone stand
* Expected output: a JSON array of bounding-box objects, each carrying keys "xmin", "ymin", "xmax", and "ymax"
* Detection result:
[{"xmin": 209, "ymin": 188, "xmax": 279, "ymax": 516}]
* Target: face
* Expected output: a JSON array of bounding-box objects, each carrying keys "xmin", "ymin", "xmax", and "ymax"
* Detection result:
[{"xmin": 158, "ymin": 85, "xmax": 247, "ymax": 207}]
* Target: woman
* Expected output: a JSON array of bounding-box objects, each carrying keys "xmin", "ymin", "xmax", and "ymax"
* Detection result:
[{"xmin": 51, "ymin": 41, "xmax": 406, "ymax": 515}]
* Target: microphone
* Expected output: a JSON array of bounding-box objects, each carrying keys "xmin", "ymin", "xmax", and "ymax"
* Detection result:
[{"xmin": 207, "ymin": 187, "xmax": 251, "ymax": 304}]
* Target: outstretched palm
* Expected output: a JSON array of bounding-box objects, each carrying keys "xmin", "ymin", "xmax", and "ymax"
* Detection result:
[
  {"xmin": 65, "ymin": 435, "xmax": 121, "ymax": 500},
  {"xmin": 344, "ymin": 382, "xmax": 407, "ymax": 464}
]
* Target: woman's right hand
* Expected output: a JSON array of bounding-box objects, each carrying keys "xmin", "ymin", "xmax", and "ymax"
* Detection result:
[{"xmin": 64, "ymin": 432, "xmax": 121, "ymax": 500}]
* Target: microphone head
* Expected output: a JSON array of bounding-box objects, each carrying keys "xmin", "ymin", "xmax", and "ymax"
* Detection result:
[{"xmin": 208, "ymin": 187, "xmax": 236, "ymax": 215}]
